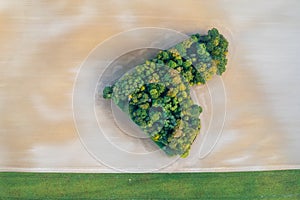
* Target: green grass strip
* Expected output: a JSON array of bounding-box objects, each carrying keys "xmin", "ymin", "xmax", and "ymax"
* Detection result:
[{"xmin": 0, "ymin": 170, "xmax": 299, "ymax": 199}]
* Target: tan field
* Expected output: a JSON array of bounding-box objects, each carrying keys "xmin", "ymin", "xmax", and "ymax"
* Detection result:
[{"xmin": 0, "ymin": 0, "xmax": 299, "ymax": 172}]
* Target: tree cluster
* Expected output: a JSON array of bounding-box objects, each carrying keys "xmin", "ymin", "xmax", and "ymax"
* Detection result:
[{"xmin": 102, "ymin": 28, "xmax": 228, "ymax": 157}]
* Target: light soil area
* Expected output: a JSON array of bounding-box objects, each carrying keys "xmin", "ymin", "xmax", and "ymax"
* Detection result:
[{"xmin": 0, "ymin": 0, "xmax": 299, "ymax": 172}]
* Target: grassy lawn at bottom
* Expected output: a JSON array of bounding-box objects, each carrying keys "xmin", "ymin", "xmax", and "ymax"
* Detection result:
[{"xmin": 0, "ymin": 170, "xmax": 299, "ymax": 199}]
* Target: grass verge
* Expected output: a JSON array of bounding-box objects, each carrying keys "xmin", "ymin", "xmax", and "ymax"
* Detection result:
[{"xmin": 0, "ymin": 170, "xmax": 299, "ymax": 199}]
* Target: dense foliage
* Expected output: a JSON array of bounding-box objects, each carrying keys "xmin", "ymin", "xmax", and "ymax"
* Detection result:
[
  {"xmin": 195, "ymin": 28, "xmax": 229, "ymax": 75},
  {"xmin": 102, "ymin": 28, "xmax": 228, "ymax": 157}
]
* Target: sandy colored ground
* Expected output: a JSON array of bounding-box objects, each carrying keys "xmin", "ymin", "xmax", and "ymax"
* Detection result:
[{"xmin": 0, "ymin": 0, "xmax": 299, "ymax": 172}]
